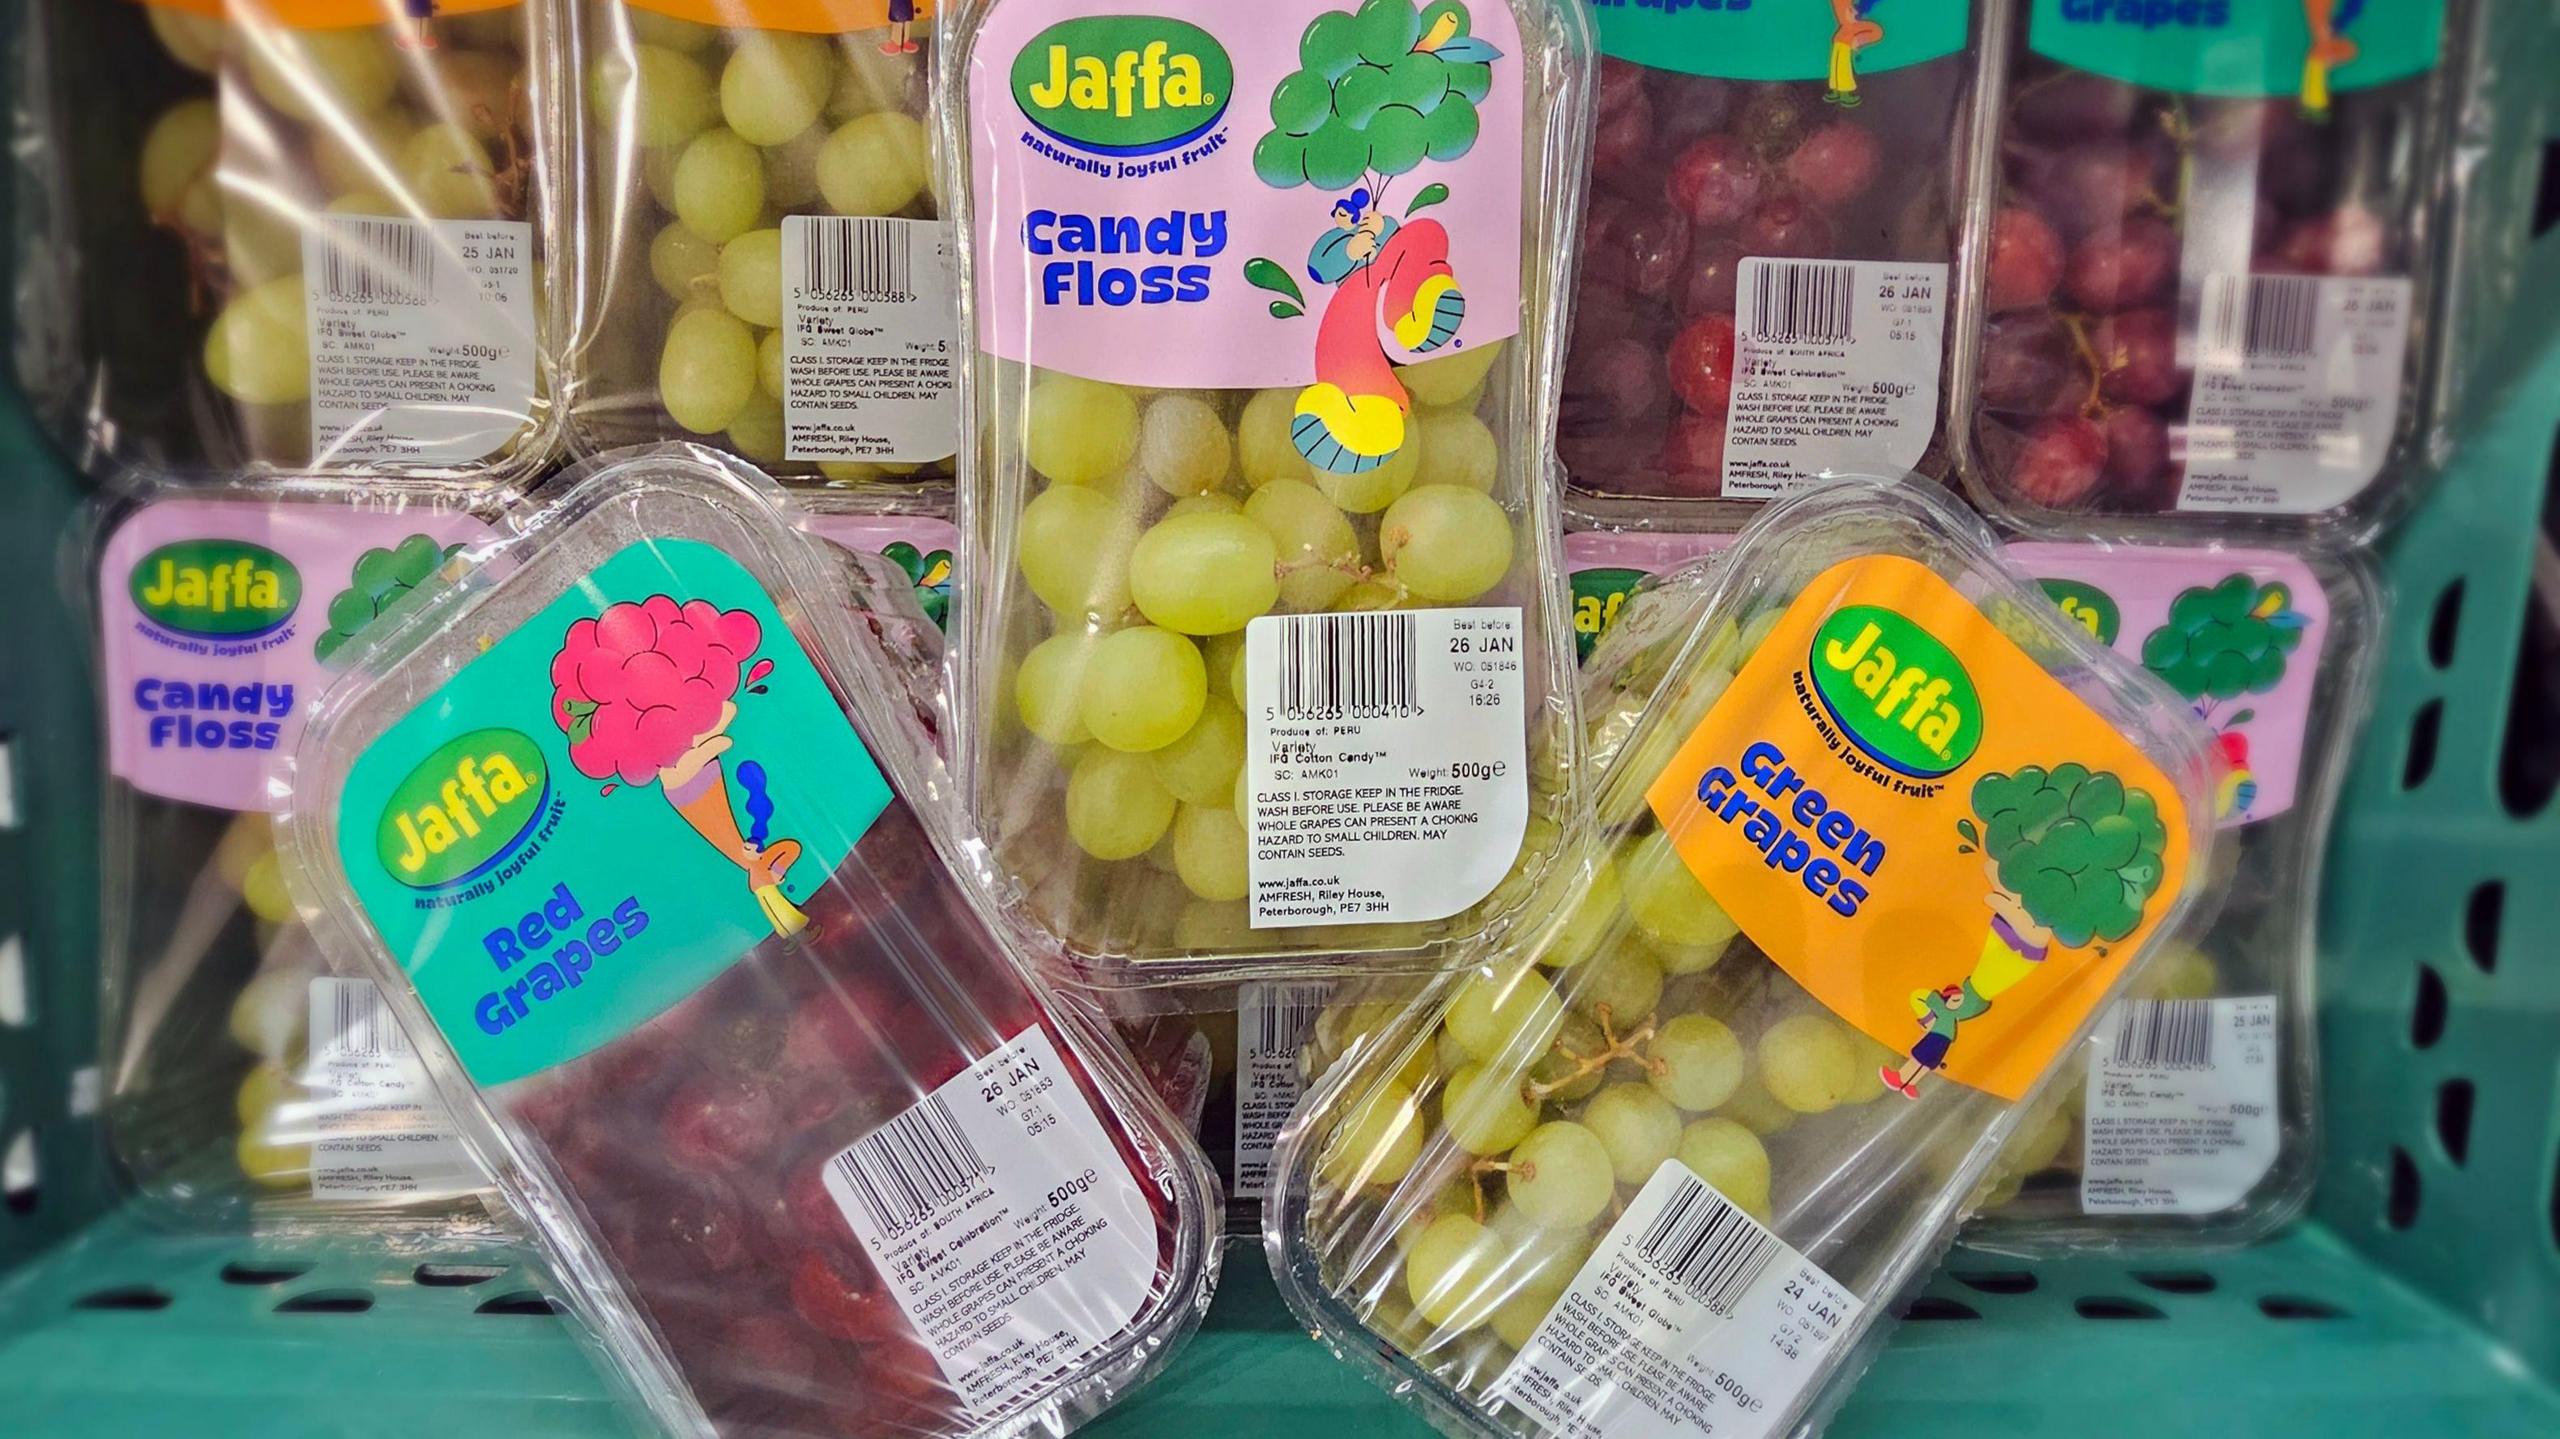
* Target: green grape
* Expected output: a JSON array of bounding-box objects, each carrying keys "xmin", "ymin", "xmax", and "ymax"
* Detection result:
[
  {"xmin": 658, "ymin": 306, "xmax": 760, "ymax": 433},
  {"xmin": 626, "ymin": 10, "xmax": 718, "ymax": 52},
  {"xmin": 726, "ymin": 386, "xmax": 785, "ymax": 464},
  {"xmin": 1137, "ymin": 393, "xmax": 1234, "ymax": 495},
  {"xmin": 1016, "ymin": 483, "xmax": 1139, "ymax": 620},
  {"xmin": 595, "ymin": 45, "xmax": 716, "ymax": 149},
  {"xmin": 1167, "ymin": 492, "xmax": 1242, "ymax": 518},
  {"xmin": 1445, "ymin": 963, "xmax": 1565, "ymax": 1064},
  {"xmin": 1244, "ymin": 478, "xmax": 1360, "ymax": 612},
  {"xmin": 1491, "ymin": 1288, "xmax": 1558, "ymax": 1350},
  {"xmin": 402, "ymin": 122, "xmax": 499, "ymax": 219},
  {"xmin": 1381, "ymin": 485, "xmax": 1513, "ymax": 603},
  {"xmin": 1529, "ymin": 1013, "xmax": 1606, "ymax": 1104},
  {"xmin": 673, "ymin": 128, "xmax": 765, "ymax": 243},
  {"xmin": 1394, "ymin": 1177, "xmax": 1484, "ymax": 1253},
  {"xmin": 1483, "ymin": 812, "xmax": 1561, "ymax": 918},
  {"xmin": 1443, "ymin": 1062, "xmax": 1538, "ymax": 1156},
  {"xmin": 1314, "ymin": 432, "xmax": 1417, "ymax": 513},
  {"xmin": 176, "ymin": 174, "xmax": 225, "ymax": 241},
  {"xmin": 1330, "ymin": 577, "xmax": 1418, "ymax": 612},
  {"xmin": 1171, "ymin": 804, "xmax": 1248, "ymax": 901},
  {"xmin": 1758, "ymin": 1012, "xmax": 1863, "ymax": 1115},
  {"xmin": 1317, "ymin": 1078, "xmax": 1423, "ymax": 1189},
  {"xmin": 1233, "ymin": 764, "xmax": 1250, "ymax": 816},
  {"xmin": 1404, "ymin": 1214, "xmax": 1507, "ymax": 1332},
  {"xmin": 762, "ymin": 124, "xmax": 828, "ymax": 210},
  {"xmin": 311, "ymin": 105, "xmax": 418, "ymax": 198},
  {"xmin": 223, "ymin": 202, "xmax": 301, "ymax": 288},
  {"xmin": 649, "ymin": 222, "xmax": 720, "ymax": 302},
  {"xmin": 1080, "ymin": 626, "xmax": 1207, "ymax": 752},
  {"xmin": 1582, "ymin": 1082, "xmax": 1681, "ymax": 1186},
  {"xmin": 1619, "ymin": 831, "xmax": 1740, "ymax": 973},
  {"xmin": 1149, "ymin": 697, "xmax": 1244, "ymax": 806},
  {"xmin": 1064, "ymin": 747, "xmax": 1176, "ymax": 860},
  {"xmin": 2136, "ymin": 943, "xmax": 2220, "ymax": 1002},
  {"xmin": 1528, "ymin": 857, "xmax": 1621, "ymax": 968},
  {"xmin": 1319, "ymin": 1001, "xmax": 1434, "ymax": 1094},
  {"xmin": 643, "ymin": 145, "xmax": 683, "ymax": 209},
  {"xmin": 1675, "ymin": 1118, "xmax": 1772, "ymax": 1221},
  {"xmin": 246, "ymin": 27, "xmax": 397, "ymax": 123},
  {"xmin": 1204, "ymin": 630, "xmax": 1248, "ymax": 704},
  {"xmin": 1026, "ymin": 375, "xmax": 1140, "ymax": 485},
  {"xmin": 140, "ymin": 100, "xmax": 219, "ymax": 221},
  {"xmin": 717, "ymin": 227, "xmax": 783, "ymax": 327},
  {"xmin": 1506, "ymin": 1121, "xmax": 1613, "ymax": 1229},
  {"xmin": 1648, "ymin": 1014, "xmax": 1744, "ymax": 1112},
  {"xmin": 1414, "ymin": 409, "xmax": 1498, "ymax": 491},
  {"xmin": 1013, "ymin": 632, "xmax": 1099, "ymax": 745},
  {"xmin": 204, "ymin": 277, "xmax": 308, "ymax": 406},
  {"xmin": 758, "ymin": 329, "xmax": 786, "ymax": 399},
  {"xmin": 326, "ymin": 189, "xmax": 401, "ymax": 217},
  {"xmin": 719, "ymin": 32, "xmax": 830, "ymax": 146},
  {"xmin": 1238, "ymin": 388, "xmax": 1312, "ymax": 487},
  {"xmin": 1401, "ymin": 340, "xmax": 1502, "ymax": 406},
  {"xmin": 818, "ymin": 111, "xmax": 929, "ymax": 216},
  {"xmin": 1571, "ymin": 948, "xmax": 1662, "ymax": 1030},
  {"xmin": 148, "ymin": 5, "xmax": 224, "ymax": 72},
  {"xmin": 1128, "ymin": 513, "xmax": 1279, "ymax": 635},
  {"xmin": 1717, "ymin": 1067, "xmax": 1799, "ymax": 1138}
]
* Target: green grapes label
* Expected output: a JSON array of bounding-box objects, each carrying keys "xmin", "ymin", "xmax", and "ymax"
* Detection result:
[
  {"xmin": 131, "ymin": 539, "xmax": 302, "ymax": 639},
  {"xmin": 1013, "ymin": 16, "xmax": 1236, "ymax": 156},
  {"xmin": 2027, "ymin": 0, "xmax": 2445, "ymax": 99}
]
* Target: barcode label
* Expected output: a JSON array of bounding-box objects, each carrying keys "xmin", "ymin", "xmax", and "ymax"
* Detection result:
[
  {"xmin": 830, "ymin": 1095, "xmax": 989, "ymax": 1234},
  {"xmin": 2200, "ymin": 274, "xmax": 2317, "ymax": 365},
  {"xmin": 317, "ymin": 217, "xmax": 434, "ymax": 305},
  {"xmin": 1247, "ymin": 983, "xmax": 1328, "ymax": 1056},
  {"xmin": 319, "ymin": 977, "xmax": 413, "ymax": 1062},
  {"xmin": 801, "ymin": 215, "xmax": 916, "ymax": 302},
  {"xmin": 1745, "ymin": 260, "xmax": 1854, "ymax": 344},
  {"xmin": 1638, "ymin": 1175, "xmax": 1782, "ymax": 1316},
  {"xmin": 1234, "ymin": 981, "xmax": 1331, "ymax": 1202},
  {"xmin": 1274, "ymin": 612, "xmax": 1422, "ymax": 721},
  {"xmin": 2109, "ymin": 999, "xmax": 2214, "ymax": 1070}
]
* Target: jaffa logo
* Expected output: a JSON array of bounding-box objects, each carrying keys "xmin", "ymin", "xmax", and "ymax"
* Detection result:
[
  {"xmin": 377, "ymin": 728, "xmax": 552, "ymax": 889},
  {"xmin": 1809, "ymin": 605, "xmax": 1984, "ymax": 778},
  {"xmin": 130, "ymin": 540, "xmax": 302, "ymax": 640},
  {"xmin": 1012, "ymin": 16, "xmax": 1233, "ymax": 157}
]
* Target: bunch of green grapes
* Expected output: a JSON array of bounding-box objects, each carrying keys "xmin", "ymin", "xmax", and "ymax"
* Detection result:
[
  {"xmin": 584, "ymin": 7, "xmax": 943, "ymax": 484},
  {"xmin": 138, "ymin": 8, "xmax": 535, "ymax": 463},
  {"xmin": 987, "ymin": 347, "xmax": 1521, "ymax": 956}
]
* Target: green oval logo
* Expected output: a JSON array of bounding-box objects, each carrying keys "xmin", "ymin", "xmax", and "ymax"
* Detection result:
[
  {"xmin": 1810, "ymin": 605, "xmax": 1983, "ymax": 778},
  {"xmin": 2039, "ymin": 579, "xmax": 2121, "ymax": 646},
  {"xmin": 131, "ymin": 540, "xmax": 302, "ymax": 638},
  {"xmin": 1570, "ymin": 566, "xmax": 1647, "ymax": 661},
  {"xmin": 1012, "ymin": 16, "xmax": 1233, "ymax": 157},
  {"xmin": 377, "ymin": 728, "xmax": 551, "ymax": 890}
]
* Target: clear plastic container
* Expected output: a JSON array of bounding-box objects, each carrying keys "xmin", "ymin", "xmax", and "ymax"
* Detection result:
[
  {"xmin": 944, "ymin": 0, "xmax": 1597, "ymax": 987},
  {"xmin": 278, "ymin": 447, "xmax": 1219, "ymax": 1439},
  {"xmin": 20, "ymin": 1, "xmax": 566, "ymax": 486},
  {"xmin": 566, "ymin": 2, "xmax": 959, "ymax": 493},
  {"xmin": 92, "ymin": 481, "xmax": 504, "ymax": 1228},
  {"xmin": 1267, "ymin": 478, "xmax": 2220, "ymax": 1439},
  {"xmin": 1559, "ymin": 3, "xmax": 1998, "ymax": 521},
  {"xmin": 1951, "ymin": 0, "xmax": 2471, "ymax": 539}
]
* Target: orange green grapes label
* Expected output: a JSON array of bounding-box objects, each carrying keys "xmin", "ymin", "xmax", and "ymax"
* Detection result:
[
  {"xmin": 622, "ymin": 0, "xmax": 932, "ymax": 32},
  {"xmin": 1645, "ymin": 554, "xmax": 2192, "ymax": 1103}
]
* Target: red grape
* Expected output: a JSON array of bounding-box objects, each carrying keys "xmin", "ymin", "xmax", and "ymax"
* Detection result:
[
  {"xmin": 2092, "ymin": 308, "xmax": 2181, "ymax": 405},
  {"xmin": 1659, "ymin": 414, "xmax": 1726, "ymax": 496},
  {"xmin": 788, "ymin": 1248, "xmax": 907, "ymax": 1346},
  {"xmin": 1985, "ymin": 207, "xmax": 2065, "ymax": 311},
  {"xmin": 2065, "ymin": 215, "xmax": 2176, "ymax": 312},
  {"xmin": 1565, "ymin": 335, "xmax": 1667, "ymax": 428},
  {"xmin": 2011, "ymin": 73, "xmax": 2141, "ymax": 141},
  {"xmin": 1592, "ymin": 94, "xmax": 1656, "ymax": 197},
  {"xmin": 1784, "ymin": 122, "xmax": 1882, "ymax": 209},
  {"xmin": 1668, "ymin": 135, "xmax": 1762, "ymax": 229},
  {"xmin": 2044, "ymin": 144, "xmax": 2166, "ymax": 236},
  {"xmin": 1600, "ymin": 201, "xmax": 1692, "ymax": 301},
  {"xmin": 662, "ymin": 1076, "xmax": 781, "ymax": 1173},
  {"xmin": 1665, "ymin": 315, "xmax": 1738, "ymax": 417},
  {"xmin": 2009, "ymin": 417, "xmax": 2109, "ymax": 508},
  {"xmin": 1977, "ymin": 313, "xmax": 2083, "ymax": 416},
  {"xmin": 2272, "ymin": 207, "xmax": 2384, "ymax": 276},
  {"xmin": 2101, "ymin": 405, "xmax": 2172, "ymax": 492},
  {"xmin": 1676, "ymin": 237, "xmax": 1746, "ymax": 318},
  {"xmin": 1598, "ymin": 58, "xmax": 1650, "ymax": 119},
  {"xmin": 1651, "ymin": 74, "xmax": 1736, "ymax": 149},
  {"xmin": 1739, "ymin": 192, "xmax": 1833, "ymax": 255}
]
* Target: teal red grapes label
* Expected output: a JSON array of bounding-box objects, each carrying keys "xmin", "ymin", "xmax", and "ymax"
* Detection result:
[
  {"xmin": 2027, "ymin": 0, "xmax": 2444, "ymax": 97},
  {"xmin": 1588, "ymin": 0, "xmax": 1968, "ymax": 84},
  {"xmin": 336, "ymin": 538, "xmax": 890, "ymax": 1087},
  {"xmin": 965, "ymin": 0, "xmax": 1525, "ymax": 389}
]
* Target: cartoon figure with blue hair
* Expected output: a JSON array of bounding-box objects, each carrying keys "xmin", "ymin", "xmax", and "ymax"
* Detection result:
[{"xmin": 2300, "ymin": 0, "xmax": 2364, "ymax": 120}]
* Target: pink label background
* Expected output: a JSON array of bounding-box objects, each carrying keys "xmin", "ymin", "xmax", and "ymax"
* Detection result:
[
  {"xmin": 101, "ymin": 500, "xmax": 493, "ymax": 813},
  {"xmin": 799, "ymin": 511, "xmax": 963, "ymax": 555},
  {"xmin": 967, "ymin": 0, "xmax": 1527, "ymax": 388}
]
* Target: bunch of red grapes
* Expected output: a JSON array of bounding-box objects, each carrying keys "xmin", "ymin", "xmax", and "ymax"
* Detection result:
[
  {"xmin": 513, "ymin": 802, "xmax": 1182, "ymax": 1438},
  {"xmin": 1562, "ymin": 59, "xmax": 1956, "ymax": 502},
  {"xmin": 1974, "ymin": 63, "xmax": 2412, "ymax": 517}
]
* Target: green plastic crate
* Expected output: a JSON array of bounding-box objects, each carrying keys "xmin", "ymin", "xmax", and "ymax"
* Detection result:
[{"xmin": 4, "ymin": 19, "xmax": 2559, "ymax": 1439}]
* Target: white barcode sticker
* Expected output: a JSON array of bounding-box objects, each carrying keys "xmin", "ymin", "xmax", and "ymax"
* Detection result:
[
  {"xmin": 2176, "ymin": 274, "xmax": 2412, "ymax": 514},
  {"xmin": 1232, "ymin": 981, "xmax": 1329, "ymax": 1201},
  {"xmin": 822, "ymin": 1024, "xmax": 1157, "ymax": 1419},
  {"xmin": 1493, "ymin": 1161, "xmax": 1860, "ymax": 1439},
  {"xmin": 1242, "ymin": 607, "xmax": 1527, "ymax": 930},
  {"xmin": 780, "ymin": 215, "xmax": 960, "ymax": 464},
  {"xmin": 303, "ymin": 977, "xmax": 479, "ymax": 1203},
  {"xmin": 2081, "ymin": 995, "xmax": 2280, "ymax": 1215},
  {"xmin": 302, "ymin": 216, "xmax": 537, "ymax": 466},
  {"xmin": 1719, "ymin": 257, "xmax": 1945, "ymax": 499}
]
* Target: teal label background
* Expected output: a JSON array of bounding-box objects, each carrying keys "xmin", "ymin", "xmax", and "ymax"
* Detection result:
[
  {"xmin": 337, "ymin": 539, "xmax": 890, "ymax": 1087},
  {"xmin": 2027, "ymin": 0, "xmax": 2443, "ymax": 95},
  {"xmin": 1588, "ymin": 0, "xmax": 1969, "ymax": 82}
]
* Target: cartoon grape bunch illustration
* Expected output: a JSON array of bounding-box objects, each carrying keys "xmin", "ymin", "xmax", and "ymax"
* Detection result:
[
  {"xmin": 881, "ymin": 540, "xmax": 954, "ymax": 630},
  {"xmin": 2138, "ymin": 575, "xmax": 2306, "ymax": 821},
  {"xmin": 313, "ymin": 534, "xmax": 466, "ymax": 664},
  {"xmin": 549, "ymin": 596, "xmax": 807, "ymax": 937}
]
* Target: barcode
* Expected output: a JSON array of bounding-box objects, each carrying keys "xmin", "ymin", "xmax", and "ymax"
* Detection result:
[
  {"xmin": 2201, "ymin": 274, "xmax": 2317, "ymax": 364},
  {"xmin": 1638, "ymin": 1175, "xmax": 1780, "ymax": 1315},
  {"xmin": 2111, "ymin": 999, "xmax": 2215, "ymax": 1070},
  {"xmin": 318, "ymin": 217, "xmax": 433, "ymax": 305},
  {"xmin": 1748, "ymin": 260, "xmax": 1855, "ymax": 344},
  {"xmin": 317, "ymin": 978, "xmax": 411, "ymax": 1061},
  {"xmin": 831, "ymin": 1096, "xmax": 987, "ymax": 1233},
  {"xmin": 1274, "ymin": 613, "xmax": 1422, "ymax": 722},
  {"xmin": 1247, "ymin": 983, "xmax": 1329, "ymax": 1057},
  {"xmin": 802, "ymin": 216, "xmax": 914, "ymax": 301}
]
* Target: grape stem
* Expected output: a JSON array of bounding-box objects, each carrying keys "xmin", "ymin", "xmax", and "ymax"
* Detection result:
[
  {"xmin": 2057, "ymin": 312, "xmax": 2108, "ymax": 418},
  {"xmin": 1523, "ymin": 1007, "xmax": 1660, "ymax": 1103}
]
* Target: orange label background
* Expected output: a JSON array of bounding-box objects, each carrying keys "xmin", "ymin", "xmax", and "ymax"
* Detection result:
[
  {"xmin": 143, "ymin": 1, "xmax": 523, "ymax": 25},
  {"xmin": 1644, "ymin": 554, "xmax": 2194, "ymax": 1103},
  {"xmin": 626, "ymin": 0, "xmax": 933, "ymax": 31}
]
